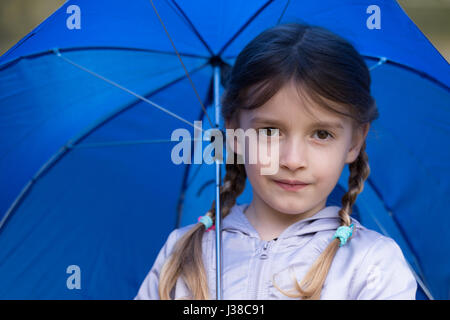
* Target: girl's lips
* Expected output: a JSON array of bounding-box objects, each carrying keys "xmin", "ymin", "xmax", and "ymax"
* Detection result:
[{"xmin": 273, "ymin": 180, "xmax": 309, "ymax": 191}]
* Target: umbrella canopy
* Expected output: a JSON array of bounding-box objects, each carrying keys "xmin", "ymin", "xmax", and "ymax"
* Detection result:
[{"xmin": 0, "ymin": 0, "xmax": 449, "ymax": 299}]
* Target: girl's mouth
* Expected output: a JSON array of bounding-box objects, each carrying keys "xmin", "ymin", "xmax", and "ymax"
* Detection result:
[{"xmin": 273, "ymin": 180, "xmax": 309, "ymax": 191}]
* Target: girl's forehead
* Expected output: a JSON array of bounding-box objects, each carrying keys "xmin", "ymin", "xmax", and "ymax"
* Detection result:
[{"xmin": 240, "ymin": 83, "xmax": 351, "ymax": 128}]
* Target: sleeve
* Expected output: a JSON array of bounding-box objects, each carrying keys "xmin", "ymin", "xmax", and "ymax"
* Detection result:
[
  {"xmin": 133, "ymin": 228, "xmax": 181, "ymax": 300},
  {"xmin": 350, "ymin": 236, "xmax": 418, "ymax": 300}
]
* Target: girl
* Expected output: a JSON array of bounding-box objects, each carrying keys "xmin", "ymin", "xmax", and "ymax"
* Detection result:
[{"xmin": 135, "ymin": 23, "xmax": 417, "ymax": 300}]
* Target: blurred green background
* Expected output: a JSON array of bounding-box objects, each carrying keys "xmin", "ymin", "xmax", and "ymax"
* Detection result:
[{"xmin": 0, "ymin": 0, "xmax": 449, "ymax": 62}]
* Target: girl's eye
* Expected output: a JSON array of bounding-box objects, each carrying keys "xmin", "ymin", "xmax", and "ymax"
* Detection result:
[
  {"xmin": 313, "ymin": 130, "xmax": 333, "ymax": 141},
  {"xmin": 259, "ymin": 127, "xmax": 279, "ymax": 137}
]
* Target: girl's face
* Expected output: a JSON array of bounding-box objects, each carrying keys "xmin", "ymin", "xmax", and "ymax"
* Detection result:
[{"xmin": 227, "ymin": 80, "xmax": 369, "ymax": 216}]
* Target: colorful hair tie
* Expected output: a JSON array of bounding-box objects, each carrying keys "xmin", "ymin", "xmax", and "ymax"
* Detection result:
[
  {"xmin": 198, "ymin": 214, "xmax": 215, "ymax": 232},
  {"xmin": 332, "ymin": 223, "xmax": 354, "ymax": 247}
]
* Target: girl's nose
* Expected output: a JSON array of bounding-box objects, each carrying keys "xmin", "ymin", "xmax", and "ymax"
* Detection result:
[{"xmin": 279, "ymin": 136, "xmax": 307, "ymax": 171}]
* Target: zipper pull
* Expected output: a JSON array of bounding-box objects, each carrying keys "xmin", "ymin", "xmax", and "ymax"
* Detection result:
[{"xmin": 260, "ymin": 242, "xmax": 269, "ymax": 259}]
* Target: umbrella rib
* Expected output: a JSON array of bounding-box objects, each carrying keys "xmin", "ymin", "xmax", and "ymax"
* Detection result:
[
  {"xmin": 276, "ymin": 0, "xmax": 291, "ymax": 25},
  {"xmin": 167, "ymin": 0, "xmax": 214, "ymax": 56},
  {"xmin": 369, "ymin": 56, "xmax": 387, "ymax": 71},
  {"xmin": 365, "ymin": 177, "xmax": 435, "ymax": 300},
  {"xmin": 69, "ymin": 138, "xmax": 200, "ymax": 149},
  {"xmin": 217, "ymin": 0, "xmax": 274, "ymax": 56},
  {"xmin": 150, "ymin": 0, "xmax": 215, "ymax": 129},
  {"xmin": 53, "ymin": 49, "xmax": 203, "ymax": 133},
  {"xmin": 0, "ymin": 46, "xmax": 209, "ymax": 72},
  {"xmin": 363, "ymin": 203, "xmax": 435, "ymax": 300}
]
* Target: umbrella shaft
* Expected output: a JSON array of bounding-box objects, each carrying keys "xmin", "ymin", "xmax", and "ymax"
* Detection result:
[{"xmin": 214, "ymin": 66, "xmax": 223, "ymax": 300}]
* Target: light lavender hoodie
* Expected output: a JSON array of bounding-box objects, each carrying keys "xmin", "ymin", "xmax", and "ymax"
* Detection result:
[{"xmin": 134, "ymin": 203, "xmax": 417, "ymax": 300}]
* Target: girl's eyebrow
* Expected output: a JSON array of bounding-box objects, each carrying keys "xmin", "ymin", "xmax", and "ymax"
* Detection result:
[{"xmin": 249, "ymin": 116, "xmax": 344, "ymax": 130}]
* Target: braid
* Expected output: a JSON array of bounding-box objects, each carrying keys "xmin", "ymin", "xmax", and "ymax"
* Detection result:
[
  {"xmin": 338, "ymin": 141, "xmax": 370, "ymax": 228},
  {"xmin": 207, "ymin": 161, "xmax": 247, "ymax": 223}
]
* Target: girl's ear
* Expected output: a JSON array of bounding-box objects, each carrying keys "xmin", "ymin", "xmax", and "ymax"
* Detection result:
[{"xmin": 345, "ymin": 123, "xmax": 370, "ymax": 164}]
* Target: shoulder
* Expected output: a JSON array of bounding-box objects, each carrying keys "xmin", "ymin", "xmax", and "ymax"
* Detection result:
[
  {"xmin": 134, "ymin": 223, "xmax": 199, "ymax": 300},
  {"xmin": 172, "ymin": 223, "xmax": 196, "ymax": 239},
  {"xmin": 345, "ymin": 219, "xmax": 417, "ymax": 299},
  {"xmin": 165, "ymin": 223, "xmax": 197, "ymax": 250},
  {"xmin": 165, "ymin": 223, "xmax": 214, "ymax": 252},
  {"xmin": 348, "ymin": 218, "xmax": 404, "ymax": 260},
  {"xmin": 346, "ymin": 218, "xmax": 409, "ymax": 269}
]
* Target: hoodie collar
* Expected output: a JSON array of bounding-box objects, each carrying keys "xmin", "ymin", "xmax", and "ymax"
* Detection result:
[{"xmin": 222, "ymin": 202, "xmax": 361, "ymax": 240}]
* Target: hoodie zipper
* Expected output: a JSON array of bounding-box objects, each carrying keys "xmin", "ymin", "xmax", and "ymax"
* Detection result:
[{"xmin": 252, "ymin": 239, "xmax": 276, "ymax": 299}]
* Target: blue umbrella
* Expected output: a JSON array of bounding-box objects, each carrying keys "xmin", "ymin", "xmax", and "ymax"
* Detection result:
[{"xmin": 0, "ymin": 0, "xmax": 448, "ymax": 299}]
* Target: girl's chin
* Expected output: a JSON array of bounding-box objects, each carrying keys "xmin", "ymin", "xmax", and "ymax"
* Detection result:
[{"xmin": 272, "ymin": 205, "xmax": 311, "ymax": 216}]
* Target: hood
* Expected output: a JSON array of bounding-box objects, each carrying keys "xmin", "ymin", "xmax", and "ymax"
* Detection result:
[{"xmin": 222, "ymin": 203, "xmax": 363, "ymax": 240}]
